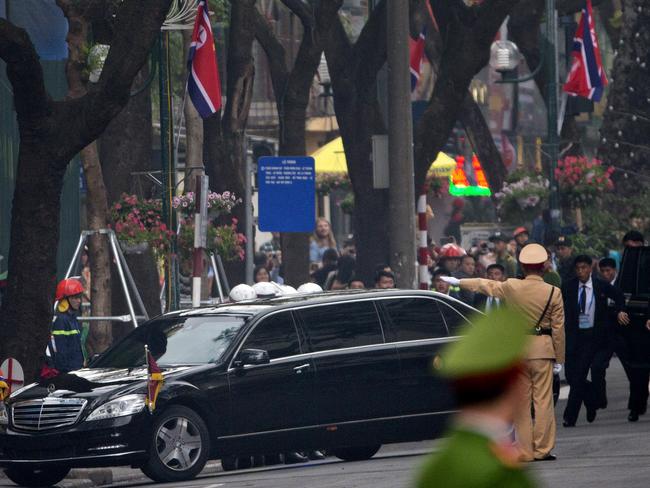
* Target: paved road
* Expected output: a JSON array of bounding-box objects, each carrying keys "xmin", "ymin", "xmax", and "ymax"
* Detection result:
[{"xmin": 2, "ymin": 359, "xmax": 649, "ymax": 487}]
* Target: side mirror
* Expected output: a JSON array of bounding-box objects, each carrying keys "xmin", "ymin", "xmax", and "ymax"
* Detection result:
[{"xmin": 234, "ymin": 349, "xmax": 270, "ymax": 367}]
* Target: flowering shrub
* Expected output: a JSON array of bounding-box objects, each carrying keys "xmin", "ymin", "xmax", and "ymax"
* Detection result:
[
  {"xmin": 555, "ymin": 156, "xmax": 615, "ymax": 207},
  {"xmin": 494, "ymin": 172, "xmax": 549, "ymax": 224},
  {"xmin": 109, "ymin": 194, "xmax": 173, "ymax": 252},
  {"xmin": 172, "ymin": 190, "xmax": 241, "ymax": 216}
]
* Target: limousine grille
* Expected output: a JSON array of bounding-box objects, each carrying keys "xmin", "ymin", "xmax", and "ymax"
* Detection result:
[{"xmin": 11, "ymin": 398, "xmax": 87, "ymax": 431}]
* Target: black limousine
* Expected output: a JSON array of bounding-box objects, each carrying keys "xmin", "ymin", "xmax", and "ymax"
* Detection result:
[{"xmin": 0, "ymin": 289, "xmax": 476, "ymax": 486}]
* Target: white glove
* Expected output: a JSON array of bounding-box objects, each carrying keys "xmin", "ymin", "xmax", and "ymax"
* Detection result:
[
  {"xmin": 440, "ymin": 276, "xmax": 461, "ymax": 286},
  {"xmin": 553, "ymin": 363, "xmax": 563, "ymax": 374}
]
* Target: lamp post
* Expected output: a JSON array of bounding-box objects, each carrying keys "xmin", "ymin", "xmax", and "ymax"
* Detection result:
[{"xmin": 490, "ymin": 0, "xmax": 562, "ymax": 234}]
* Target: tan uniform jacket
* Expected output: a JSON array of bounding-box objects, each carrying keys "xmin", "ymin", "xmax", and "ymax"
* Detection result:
[{"xmin": 460, "ymin": 276, "xmax": 565, "ymax": 363}]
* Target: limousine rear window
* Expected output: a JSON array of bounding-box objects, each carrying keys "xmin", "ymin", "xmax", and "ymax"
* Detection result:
[
  {"xmin": 298, "ymin": 301, "xmax": 384, "ymax": 352},
  {"xmin": 93, "ymin": 316, "xmax": 248, "ymax": 367},
  {"xmin": 382, "ymin": 298, "xmax": 448, "ymax": 340}
]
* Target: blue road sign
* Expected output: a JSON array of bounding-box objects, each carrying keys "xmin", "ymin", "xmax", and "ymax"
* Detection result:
[{"xmin": 258, "ymin": 156, "xmax": 315, "ymax": 232}]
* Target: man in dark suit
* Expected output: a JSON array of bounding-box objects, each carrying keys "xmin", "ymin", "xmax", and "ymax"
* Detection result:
[
  {"xmin": 473, "ymin": 264, "xmax": 506, "ymax": 312},
  {"xmin": 561, "ymin": 255, "xmax": 628, "ymax": 427}
]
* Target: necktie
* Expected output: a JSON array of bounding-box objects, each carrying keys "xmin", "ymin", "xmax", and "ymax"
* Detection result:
[{"xmin": 579, "ymin": 285, "xmax": 586, "ymax": 314}]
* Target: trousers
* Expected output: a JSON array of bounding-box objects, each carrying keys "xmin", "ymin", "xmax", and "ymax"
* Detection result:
[{"xmin": 515, "ymin": 359, "xmax": 555, "ymax": 461}]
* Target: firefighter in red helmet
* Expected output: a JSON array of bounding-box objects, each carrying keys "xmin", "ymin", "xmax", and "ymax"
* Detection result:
[{"xmin": 51, "ymin": 278, "xmax": 85, "ymax": 372}]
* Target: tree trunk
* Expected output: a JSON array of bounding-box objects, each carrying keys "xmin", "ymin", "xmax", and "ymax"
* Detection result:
[
  {"xmin": 1, "ymin": 145, "xmax": 67, "ymax": 381},
  {"xmin": 203, "ymin": 0, "xmax": 256, "ymax": 287},
  {"xmin": 99, "ymin": 65, "xmax": 162, "ymax": 333},
  {"xmin": 80, "ymin": 143, "xmax": 113, "ymax": 356},
  {"xmin": 59, "ymin": 0, "xmax": 113, "ymax": 356},
  {"xmin": 182, "ymin": 29, "xmax": 205, "ymax": 194}
]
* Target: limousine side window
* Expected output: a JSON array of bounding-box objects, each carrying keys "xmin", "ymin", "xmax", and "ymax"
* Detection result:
[
  {"xmin": 241, "ymin": 312, "xmax": 302, "ymax": 360},
  {"xmin": 438, "ymin": 301, "xmax": 472, "ymax": 336},
  {"xmin": 298, "ymin": 301, "xmax": 384, "ymax": 352},
  {"xmin": 382, "ymin": 297, "xmax": 448, "ymax": 340}
]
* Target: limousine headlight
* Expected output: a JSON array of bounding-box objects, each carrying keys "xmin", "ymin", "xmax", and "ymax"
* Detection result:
[{"xmin": 86, "ymin": 394, "xmax": 146, "ymax": 421}]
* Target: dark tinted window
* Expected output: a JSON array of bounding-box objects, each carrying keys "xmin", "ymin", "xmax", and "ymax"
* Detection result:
[
  {"xmin": 94, "ymin": 316, "xmax": 246, "ymax": 367},
  {"xmin": 299, "ymin": 302, "xmax": 383, "ymax": 352},
  {"xmin": 242, "ymin": 312, "xmax": 301, "ymax": 360},
  {"xmin": 438, "ymin": 301, "xmax": 472, "ymax": 336},
  {"xmin": 383, "ymin": 298, "xmax": 448, "ymax": 341}
]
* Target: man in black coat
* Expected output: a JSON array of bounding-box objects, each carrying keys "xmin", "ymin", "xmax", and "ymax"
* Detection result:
[{"xmin": 561, "ymin": 255, "xmax": 628, "ymax": 426}]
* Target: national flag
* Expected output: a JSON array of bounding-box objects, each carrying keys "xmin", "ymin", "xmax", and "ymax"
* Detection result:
[
  {"xmin": 145, "ymin": 346, "xmax": 164, "ymax": 413},
  {"xmin": 188, "ymin": 0, "xmax": 222, "ymax": 118},
  {"xmin": 563, "ymin": 0, "xmax": 608, "ymax": 102},
  {"xmin": 410, "ymin": 28, "xmax": 426, "ymax": 91}
]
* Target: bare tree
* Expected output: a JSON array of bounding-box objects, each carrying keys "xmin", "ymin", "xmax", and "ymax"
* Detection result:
[{"xmin": 0, "ymin": 0, "xmax": 171, "ymax": 380}]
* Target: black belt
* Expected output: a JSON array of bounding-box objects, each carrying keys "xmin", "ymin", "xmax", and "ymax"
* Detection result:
[{"xmin": 529, "ymin": 327, "xmax": 553, "ymax": 336}]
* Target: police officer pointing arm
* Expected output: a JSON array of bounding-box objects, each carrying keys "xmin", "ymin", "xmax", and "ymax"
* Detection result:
[{"xmin": 442, "ymin": 244, "xmax": 565, "ymax": 462}]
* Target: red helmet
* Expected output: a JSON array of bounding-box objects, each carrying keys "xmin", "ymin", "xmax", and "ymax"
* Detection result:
[
  {"xmin": 55, "ymin": 278, "xmax": 84, "ymax": 301},
  {"xmin": 513, "ymin": 226, "xmax": 529, "ymax": 238},
  {"xmin": 439, "ymin": 243, "xmax": 467, "ymax": 258}
]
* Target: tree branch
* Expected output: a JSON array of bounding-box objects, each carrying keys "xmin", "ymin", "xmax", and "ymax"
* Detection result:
[
  {"xmin": 0, "ymin": 18, "xmax": 51, "ymax": 120},
  {"xmin": 252, "ymin": 6, "xmax": 289, "ymax": 105},
  {"xmin": 79, "ymin": 0, "xmax": 171, "ymax": 140},
  {"xmin": 281, "ymin": 0, "xmax": 315, "ymax": 29},
  {"xmin": 352, "ymin": 0, "xmax": 387, "ymax": 92}
]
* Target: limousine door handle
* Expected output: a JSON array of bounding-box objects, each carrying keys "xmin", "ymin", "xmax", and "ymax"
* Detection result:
[{"xmin": 293, "ymin": 363, "xmax": 311, "ymax": 374}]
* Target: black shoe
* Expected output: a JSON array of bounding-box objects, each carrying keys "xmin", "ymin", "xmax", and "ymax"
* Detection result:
[
  {"xmin": 307, "ymin": 450, "xmax": 326, "ymax": 460},
  {"xmin": 535, "ymin": 454, "xmax": 557, "ymax": 461},
  {"xmin": 563, "ymin": 420, "xmax": 575, "ymax": 427},
  {"xmin": 586, "ymin": 408, "xmax": 597, "ymax": 423},
  {"xmin": 628, "ymin": 411, "xmax": 639, "ymax": 422},
  {"xmin": 284, "ymin": 452, "xmax": 308, "ymax": 464}
]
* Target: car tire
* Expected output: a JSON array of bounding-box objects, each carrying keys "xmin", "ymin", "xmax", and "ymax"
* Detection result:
[
  {"xmin": 3, "ymin": 465, "xmax": 70, "ymax": 487},
  {"xmin": 140, "ymin": 405, "xmax": 210, "ymax": 483},
  {"xmin": 333, "ymin": 444, "xmax": 381, "ymax": 462}
]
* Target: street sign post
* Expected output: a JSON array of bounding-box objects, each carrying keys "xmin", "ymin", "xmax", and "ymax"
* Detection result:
[{"xmin": 258, "ymin": 156, "xmax": 315, "ymax": 232}]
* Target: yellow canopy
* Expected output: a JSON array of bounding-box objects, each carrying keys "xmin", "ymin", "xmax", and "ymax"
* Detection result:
[{"xmin": 311, "ymin": 136, "xmax": 455, "ymax": 175}]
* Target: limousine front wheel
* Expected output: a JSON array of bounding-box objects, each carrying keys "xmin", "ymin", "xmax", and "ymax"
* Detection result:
[
  {"xmin": 141, "ymin": 406, "xmax": 210, "ymax": 483},
  {"xmin": 3, "ymin": 465, "xmax": 70, "ymax": 487},
  {"xmin": 333, "ymin": 444, "xmax": 381, "ymax": 462}
]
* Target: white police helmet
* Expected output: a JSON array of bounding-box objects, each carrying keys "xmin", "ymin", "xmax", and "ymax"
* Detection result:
[
  {"xmin": 252, "ymin": 281, "xmax": 279, "ymax": 298},
  {"xmin": 280, "ymin": 285, "xmax": 298, "ymax": 295},
  {"xmin": 297, "ymin": 282, "xmax": 323, "ymax": 294},
  {"xmin": 229, "ymin": 284, "xmax": 257, "ymax": 302}
]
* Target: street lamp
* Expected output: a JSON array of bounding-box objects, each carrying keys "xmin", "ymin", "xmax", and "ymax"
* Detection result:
[{"xmin": 489, "ymin": 0, "xmax": 562, "ymax": 234}]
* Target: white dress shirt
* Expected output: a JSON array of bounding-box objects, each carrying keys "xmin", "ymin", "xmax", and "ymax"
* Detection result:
[{"xmin": 578, "ymin": 276, "xmax": 595, "ymax": 329}]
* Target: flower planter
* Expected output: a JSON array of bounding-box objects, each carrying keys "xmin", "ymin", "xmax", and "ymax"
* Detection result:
[{"xmin": 119, "ymin": 241, "xmax": 149, "ymax": 255}]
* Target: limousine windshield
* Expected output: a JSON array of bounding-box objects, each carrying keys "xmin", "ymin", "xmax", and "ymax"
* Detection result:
[{"xmin": 93, "ymin": 315, "xmax": 248, "ymax": 367}]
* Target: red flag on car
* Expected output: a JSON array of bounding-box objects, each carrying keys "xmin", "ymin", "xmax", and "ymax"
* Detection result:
[{"xmin": 145, "ymin": 346, "xmax": 164, "ymax": 413}]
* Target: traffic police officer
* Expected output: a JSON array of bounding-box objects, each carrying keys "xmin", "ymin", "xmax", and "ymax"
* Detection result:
[
  {"xmin": 417, "ymin": 307, "xmax": 537, "ymax": 488},
  {"xmin": 442, "ymin": 244, "xmax": 565, "ymax": 462}
]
